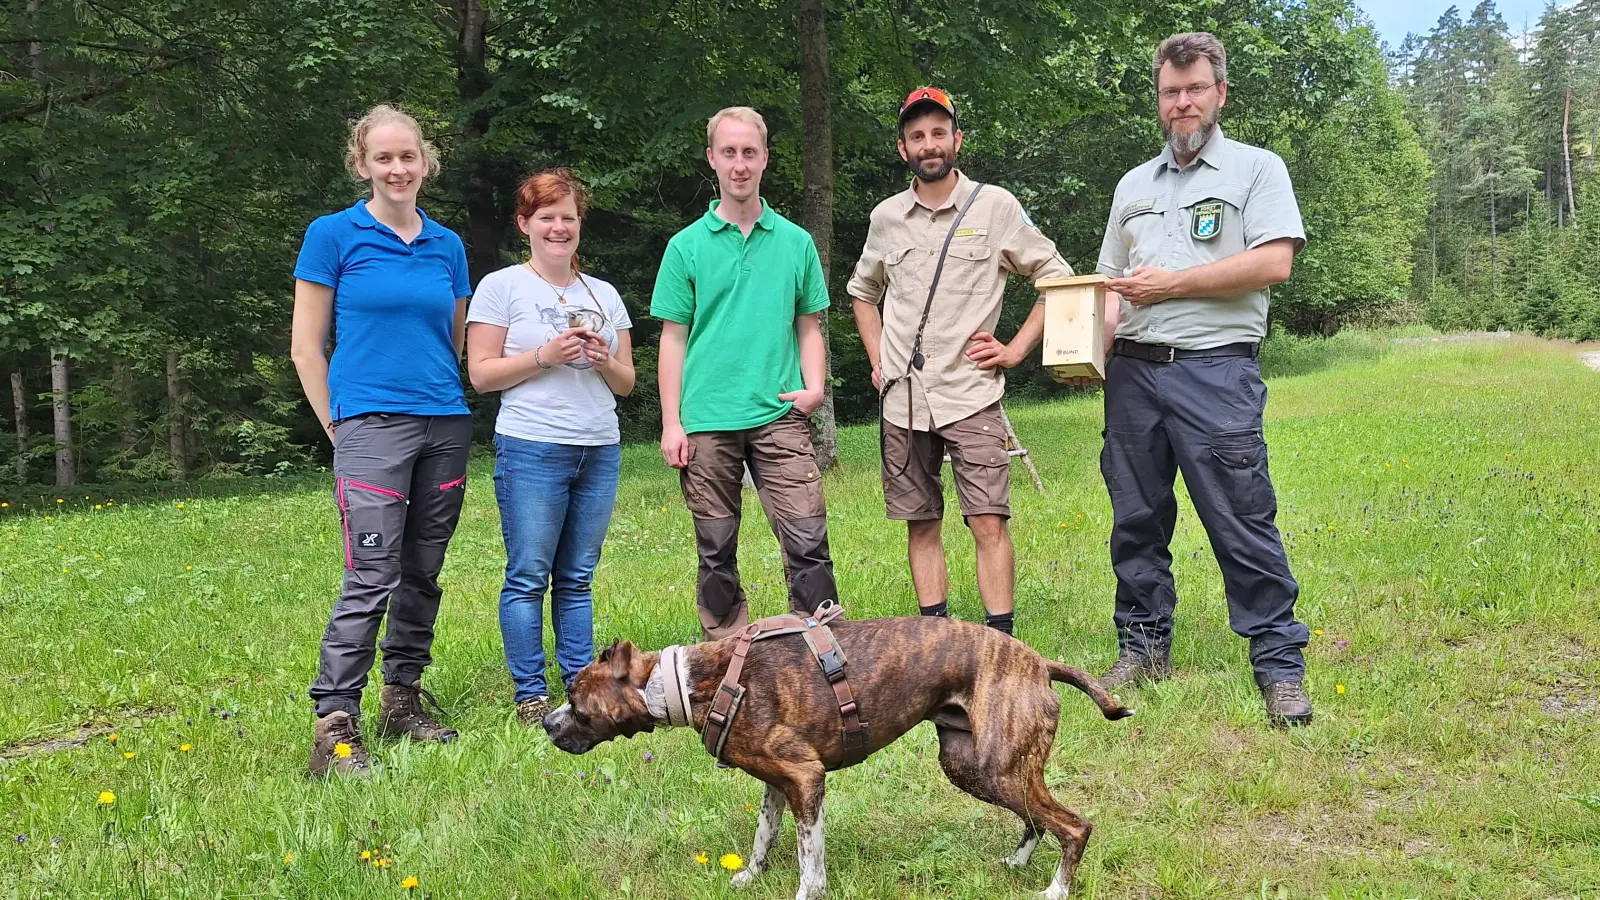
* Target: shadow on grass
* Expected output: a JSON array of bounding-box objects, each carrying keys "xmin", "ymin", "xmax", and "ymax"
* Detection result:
[
  {"xmin": 0, "ymin": 473, "xmax": 330, "ymax": 517},
  {"xmin": 0, "ymin": 329, "xmax": 1420, "ymax": 517},
  {"xmin": 1258, "ymin": 328, "xmax": 1400, "ymax": 379}
]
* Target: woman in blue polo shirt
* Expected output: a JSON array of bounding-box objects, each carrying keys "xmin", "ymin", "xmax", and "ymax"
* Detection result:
[{"xmin": 290, "ymin": 104, "xmax": 472, "ymax": 777}]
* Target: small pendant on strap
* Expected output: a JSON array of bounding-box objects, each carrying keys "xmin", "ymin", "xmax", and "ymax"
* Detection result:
[{"xmin": 911, "ymin": 351, "xmax": 925, "ymax": 370}]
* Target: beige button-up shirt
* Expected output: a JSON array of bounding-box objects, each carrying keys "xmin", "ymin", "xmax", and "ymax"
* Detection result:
[{"xmin": 848, "ymin": 172, "xmax": 1073, "ymax": 429}]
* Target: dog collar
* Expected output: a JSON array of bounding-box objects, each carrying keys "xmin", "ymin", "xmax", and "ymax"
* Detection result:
[{"xmin": 644, "ymin": 645, "xmax": 695, "ymax": 728}]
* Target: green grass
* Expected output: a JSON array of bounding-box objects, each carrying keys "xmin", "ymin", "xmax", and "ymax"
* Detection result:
[{"xmin": 3, "ymin": 334, "xmax": 1599, "ymax": 898}]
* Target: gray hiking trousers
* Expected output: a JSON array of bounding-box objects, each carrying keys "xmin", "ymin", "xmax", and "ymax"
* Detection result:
[{"xmin": 310, "ymin": 413, "xmax": 471, "ymax": 717}]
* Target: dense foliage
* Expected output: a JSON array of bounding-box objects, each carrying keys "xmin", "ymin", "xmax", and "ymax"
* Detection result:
[{"xmin": 9, "ymin": 0, "xmax": 1559, "ymax": 484}]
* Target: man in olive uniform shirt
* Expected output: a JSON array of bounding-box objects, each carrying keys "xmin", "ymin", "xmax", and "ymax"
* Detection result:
[
  {"xmin": 850, "ymin": 87, "xmax": 1074, "ymax": 635},
  {"xmin": 1096, "ymin": 33, "xmax": 1313, "ymax": 726}
]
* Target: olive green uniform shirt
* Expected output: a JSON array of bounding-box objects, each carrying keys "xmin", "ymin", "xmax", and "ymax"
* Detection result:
[{"xmin": 1096, "ymin": 128, "xmax": 1306, "ymax": 349}]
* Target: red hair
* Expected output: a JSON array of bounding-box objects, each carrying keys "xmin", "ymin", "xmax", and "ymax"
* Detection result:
[{"xmin": 515, "ymin": 167, "xmax": 591, "ymax": 274}]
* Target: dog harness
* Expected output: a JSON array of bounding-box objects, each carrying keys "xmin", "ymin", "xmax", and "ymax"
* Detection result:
[{"xmin": 701, "ymin": 601, "xmax": 871, "ymax": 769}]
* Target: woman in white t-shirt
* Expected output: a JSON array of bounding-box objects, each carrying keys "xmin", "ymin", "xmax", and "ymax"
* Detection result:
[{"xmin": 466, "ymin": 168, "xmax": 634, "ymax": 723}]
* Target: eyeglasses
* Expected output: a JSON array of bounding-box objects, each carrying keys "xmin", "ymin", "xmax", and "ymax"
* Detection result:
[{"xmin": 1158, "ymin": 82, "xmax": 1219, "ymax": 102}]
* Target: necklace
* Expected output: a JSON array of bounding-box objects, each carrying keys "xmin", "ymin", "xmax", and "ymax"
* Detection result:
[{"xmin": 525, "ymin": 260, "xmax": 576, "ymax": 302}]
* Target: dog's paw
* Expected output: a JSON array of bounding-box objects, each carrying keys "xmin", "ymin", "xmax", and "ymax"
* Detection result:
[
  {"xmin": 1037, "ymin": 883, "xmax": 1070, "ymax": 900},
  {"xmin": 730, "ymin": 869, "xmax": 758, "ymax": 890},
  {"xmin": 999, "ymin": 853, "xmax": 1029, "ymax": 869}
]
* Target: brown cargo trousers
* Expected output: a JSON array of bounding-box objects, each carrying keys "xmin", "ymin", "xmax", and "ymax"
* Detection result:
[{"xmin": 681, "ymin": 409, "xmax": 837, "ymax": 639}]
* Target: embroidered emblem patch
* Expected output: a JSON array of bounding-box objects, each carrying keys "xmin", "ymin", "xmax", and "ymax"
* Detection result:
[
  {"xmin": 1192, "ymin": 201, "xmax": 1224, "ymax": 240},
  {"xmin": 358, "ymin": 533, "xmax": 383, "ymax": 548}
]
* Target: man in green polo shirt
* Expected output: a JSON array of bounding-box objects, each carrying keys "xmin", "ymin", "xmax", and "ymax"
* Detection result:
[{"xmin": 652, "ymin": 105, "xmax": 837, "ymax": 640}]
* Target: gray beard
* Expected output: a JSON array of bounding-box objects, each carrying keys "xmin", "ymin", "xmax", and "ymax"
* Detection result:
[{"xmin": 1164, "ymin": 120, "xmax": 1216, "ymax": 156}]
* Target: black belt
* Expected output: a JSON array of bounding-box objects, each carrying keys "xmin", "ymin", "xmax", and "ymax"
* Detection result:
[{"xmin": 1112, "ymin": 339, "xmax": 1259, "ymax": 363}]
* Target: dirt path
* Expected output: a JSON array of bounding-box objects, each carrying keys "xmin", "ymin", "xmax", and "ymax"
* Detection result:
[{"xmin": 1580, "ymin": 352, "xmax": 1600, "ymax": 371}]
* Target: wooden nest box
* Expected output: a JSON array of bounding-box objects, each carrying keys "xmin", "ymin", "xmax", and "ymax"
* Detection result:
[{"xmin": 1037, "ymin": 274, "xmax": 1107, "ymax": 381}]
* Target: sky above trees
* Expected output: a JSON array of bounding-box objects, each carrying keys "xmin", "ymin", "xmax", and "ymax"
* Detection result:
[{"xmin": 1360, "ymin": 0, "xmax": 1556, "ymax": 46}]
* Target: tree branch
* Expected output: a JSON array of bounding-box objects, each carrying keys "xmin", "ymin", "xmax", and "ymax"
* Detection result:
[{"xmin": 3, "ymin": 54, "xmax": 199, "ymax": 123}]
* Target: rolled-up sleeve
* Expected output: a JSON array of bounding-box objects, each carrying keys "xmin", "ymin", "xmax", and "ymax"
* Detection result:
[
  {"xmin": 1244, "ymin": 154, "xmax": 1306, "ymax": 252},
  {"xmin": 999, "ymin": 201, "xmax": 1074, "ymax": 286},
  {"xmin": 846, "ymin": 217, "xmax": 889, "ymax": 304}
]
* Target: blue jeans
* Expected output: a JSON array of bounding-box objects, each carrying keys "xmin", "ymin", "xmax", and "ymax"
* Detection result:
[{"xmin": 493, "ymin": 435, "xmax": 621, "ymax": 701}]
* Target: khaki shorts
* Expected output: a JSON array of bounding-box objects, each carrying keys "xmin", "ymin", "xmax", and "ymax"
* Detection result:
[{"xmin": 881, "ymin": 403, "xmax": 1011, "ymax": 521}]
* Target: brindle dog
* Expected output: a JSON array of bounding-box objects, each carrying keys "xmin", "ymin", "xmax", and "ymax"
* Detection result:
[{"xmin": 543, "ymin": 616, "xmax": 1133, "ymax": 900}]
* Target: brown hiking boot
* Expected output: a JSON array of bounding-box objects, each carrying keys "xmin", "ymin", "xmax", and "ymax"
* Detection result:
[
  {"xmin": 308, "ymin": 710, "xmax": 373, "ymax": 778},
  {"xmin": 377, "ymin": 681, "xmax": 458, "ymax": 742},
  {"xmin": 1100, "ymin": 652, "xmax": 1173, "ymax": 689},
  {"xmin": 515, "ymin": 695, "xmax": 552, "ymax": 727},
  {"xmin": 1261, "ymin": 680, "xmax": 1313, "ymax": 728}
]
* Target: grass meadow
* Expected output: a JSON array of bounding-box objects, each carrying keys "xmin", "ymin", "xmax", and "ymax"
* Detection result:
[{"xmin": 2, "ymin": 334, "xmax": 1598, "ymax": 899}]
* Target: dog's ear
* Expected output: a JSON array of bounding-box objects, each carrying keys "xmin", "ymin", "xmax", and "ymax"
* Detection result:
[
  {"xmin": 598, "ymin": 638, "xmax": 621, "ymax": 663},
  {"xmin": 609, "ymin": 640, "xmax": 635, "ymax": 680}
]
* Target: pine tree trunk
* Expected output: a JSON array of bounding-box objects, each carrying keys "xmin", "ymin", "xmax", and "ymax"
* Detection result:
[
  {"xmin": 453, "ymin": 0, "xmax": 502, "ymax": 285},
  {"xmin": 50, "ymin": 351, "xmax": 75, "ymax": 486},
  {"xmin": 10, "ymin": 371, "xmax": 27, "ymax": 484},
  {"xmin": 797, "ymin": 0, "xmax": 839, "ymax": 471},
  {"xmin": 113, "ymin": 360, "xmax": 140, "ymax": 451},
  {"xmin": 1562, "ymin": 86, "xmax": 1577, "ymax": 224},
  {"xmin": 167, "ymin": 350, "xmax": 188, "ymax": 481},
  {"xmin": 1489, "ymin": 184, "xmax": 1498, "ymax": 298}
]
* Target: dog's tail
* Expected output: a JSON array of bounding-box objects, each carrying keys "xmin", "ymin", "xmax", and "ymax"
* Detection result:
[{"xmin": 1047, "ymin": 660, "xmax": 1136, "ymax": 720}]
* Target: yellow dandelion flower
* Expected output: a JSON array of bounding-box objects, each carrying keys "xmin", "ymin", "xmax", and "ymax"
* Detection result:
[
  {"xmin": 95, "ymin": 505, "xmax": 102, "ymax": 510},
  {"xmin": 1336, "ymin": 684, "xmax": 1346, "ymax": 694},
  {"xmin": 333, "ymin": 742, "xmax": 353, "ymax": 759},
  {"xmin": 720, "ymin": 853, "xmax": 744, "ymax": 872},
  {"xmin": 94, "ymin": 553, "xmax": 101, "ymax": 558},
  {"xmin": 123, "ymin": 752, "xmax": 135, "ymax": 760},
  {"xmin": 0, "ymin": 502, "xmax": 7, "ymax": 508},
  {"xmin": 108, "ymin": 733, "xmax": 119, "ymax": 744},
  {"xmin": 176, "ymin": 502, "xmax": 185, "ymax": 509},
  {"xmin": 401, "ymin": 876, "xmax": 420, "ymax": 891},
  {"xmin": 361, "ymin": 850, "xmax": 372, "ymax": 860},
  {"xmin": 185, "ymin": 565, "xmax": 193, "ymax": 571},
  {"xmin": 1314, "ymin": 629, "xmax": 1324, "ymax": 637},
  {"xmin": 61, "ymin": 569, "xmax": 69, "ymax": 574},
  {"xmin": 180, "ymin": 744, "xmax": 193, "ymax": 752},
  {"xmin": 56, "ymin": 499, "xmax": 63, "ymax": 504},
  {"xmin": 44, "ymin": 515, "xmax": 51, "ymax": 520},
  {"xmin": 283, "ymin": 852, "xmax": 296, "ymax": 864},
  {"xmin": 694, "ymin": 852, "xmax": 708, "ymax": 865},
  {"xmin": 97, "ymin": 791, "xmax": 116, "ymax": 806}
]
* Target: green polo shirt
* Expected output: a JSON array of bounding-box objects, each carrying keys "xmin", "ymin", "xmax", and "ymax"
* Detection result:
[{"xmin": 651, "ymin": 199, "xmax": 831, "ymax": 433}]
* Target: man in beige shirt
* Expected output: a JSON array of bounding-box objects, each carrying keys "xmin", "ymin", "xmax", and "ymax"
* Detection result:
[{"xmin": 849, "ymin": 87, "xmax": 1074, "ymax": 635}]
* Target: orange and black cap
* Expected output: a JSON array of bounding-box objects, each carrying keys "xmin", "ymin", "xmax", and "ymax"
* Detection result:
[{"xmin": 898, "ymin": 87, "xmax": 958, "ymax": 130}]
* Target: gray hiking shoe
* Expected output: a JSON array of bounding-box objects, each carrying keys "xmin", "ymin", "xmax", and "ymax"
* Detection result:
[
  {"xmin": 377, "ymin": 681, "xmax": 458, "ymax": 742},
  {"xmin": 1261, "ymin": 680, "xmax": 1313, "ymax": 728},
  {"xmin": 1100, "ymin": 652, "xmax": 1174, "ymax": 689},
  {"xmin": 308, "ymin": 710, "xmax": 373, "ymax": 778}
]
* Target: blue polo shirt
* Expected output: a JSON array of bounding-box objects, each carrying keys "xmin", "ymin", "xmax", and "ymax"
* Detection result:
[{"xmin": 294, "ymin": 201, "xmax": 472, "ymax": 420}]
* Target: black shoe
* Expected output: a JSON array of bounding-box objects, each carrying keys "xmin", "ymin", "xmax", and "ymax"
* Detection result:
[
  {"xmin": 1100, "ymin": 652, "xmax": 1173, "ymax": 689},
  {"xmin": 1261, "ymin": 680, "xmax": 1313, "ymax": 728}
]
